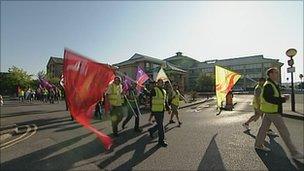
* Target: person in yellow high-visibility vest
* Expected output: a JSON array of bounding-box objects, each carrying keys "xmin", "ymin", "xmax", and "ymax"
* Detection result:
[
  {"xmin": 106, "ymin": 76, "xmax": 124, "ymax": 137},
  {"xmin": 168, "ymin": 84, "xmax": 184, "ymax": 127},
  {"xmin": 148, "ymin": 79, "xmax": 168, "ymax": 147},
  {"xmin": 242, "ymin": 78, "xmax": 277, "ymax": 136},
  {"xmin": 254, "ymin": 68, "xmax": 304, "ymax": 160}
]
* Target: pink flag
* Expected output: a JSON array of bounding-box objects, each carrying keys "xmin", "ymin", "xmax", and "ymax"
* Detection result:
[
  {"xmin": 136, "ymin": 66, "xmax": 149, "ymax": 92},
  {"xmin": 122, "ymin": 76, "xmax": 132, "ymax": 93}
]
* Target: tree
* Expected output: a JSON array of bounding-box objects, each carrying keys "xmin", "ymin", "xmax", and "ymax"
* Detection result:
[
  {"xmin": 7, "ymin": 66, "xmax": 32, "ymax": 89},
  {"xmin": 196, "ymin": 73, "xmax": 215, "ymax": 92}
]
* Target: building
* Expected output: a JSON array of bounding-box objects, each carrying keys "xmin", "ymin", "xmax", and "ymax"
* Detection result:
[
  {"xmin": 114, "ymin": 53, "xmax": 187, "ymax": 92},
  {"xmin": 165, "ymin": 53, "xmax": 284, "ymax": 91},
  {"xmin": 47, "ymin": 57, "xmax": 63, "ymax": 78}
]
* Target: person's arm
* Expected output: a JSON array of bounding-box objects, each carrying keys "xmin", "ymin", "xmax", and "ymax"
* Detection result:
[
  {"xmin": 263, "ymin": 84, "xmax": 286, "ymax": 104},
  {"xmin": 150, "ymin": 88, "xmax": 156, "ymax": 97}
]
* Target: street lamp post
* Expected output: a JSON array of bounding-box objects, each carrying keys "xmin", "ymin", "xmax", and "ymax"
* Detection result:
[
  {"xmin": 300, "ymin": 74, "xmax": 304, "ymax": 91},
  {"xmin": 286, "ymin": 48, "xmax": 297, "ymax": 112}
]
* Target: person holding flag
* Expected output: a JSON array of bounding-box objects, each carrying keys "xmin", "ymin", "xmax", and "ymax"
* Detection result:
[
  {"xmin": 122, "ymin": 82, "xmax": 143, "ymax": 132},
  {"xmin": 106, "ymin": 76, "xmax": 125, "ymax": 137},
  {"xmin": 148, "ymin": 79, "xmax": 168, "ymax": 147},
  {"xmin": 63, "ymin": 49, "xmax": 114, "ymax": 150},
  {"xmin": 215, "ymin": 65, "xmax": 241, "ymax": 114}
]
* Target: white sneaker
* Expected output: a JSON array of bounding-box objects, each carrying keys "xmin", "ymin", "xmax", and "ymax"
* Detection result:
[
  {"xmin": 255, "ymin": 145, "xmax": 271, "ymax": 152},
  {"xmin": 292, "ymin": 152, "xmax": 304, "ymax": 160},
  {"xmin": 267, "ymin": 130, "xmax": 278, "ymax": 136},
  {"xmin": 242, "ymin": 123, "xmax": 250, "ymax": 131}
]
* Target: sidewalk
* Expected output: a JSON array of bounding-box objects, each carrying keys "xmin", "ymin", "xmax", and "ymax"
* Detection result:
[{"xmin": 282, "ymin": 101, "xmax": 304, "ymax": 120}]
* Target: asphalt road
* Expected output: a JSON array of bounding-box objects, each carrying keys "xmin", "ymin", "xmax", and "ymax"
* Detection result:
[{"xmin": 0, "ymin": 94, "xmax": 303, "ymax": 170}]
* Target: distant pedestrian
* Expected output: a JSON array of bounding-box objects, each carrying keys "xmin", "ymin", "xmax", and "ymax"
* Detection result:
[
  {"xmin": 168, "ymin": 84, "xmax": 185, "ymax": 127},
  {"xmin": 254, "ymin": 68, "xmax": 304, "ymax": 160},
  {"xmin": 0, "ymin": 95, "xmax": 3, "ymax": 106}
]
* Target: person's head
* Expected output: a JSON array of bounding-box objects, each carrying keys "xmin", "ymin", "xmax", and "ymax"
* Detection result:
[
  {"xmin": 258, "ymin": 77, "xmax": 266, "ymax": 86},
  {"xmin": 157, "ymin": 79, "xmax": 164, "ymax": 87},
  {"xmin": 266, "ymin": 68, "xmax": 279, "ymax": 82},
  {"xmin": 114, "ymin": 76, "xmax": 121, "ymax": 85},
  {"xmin": 173, "ymin": 84, "xmax": 179, "ymax": 90}
]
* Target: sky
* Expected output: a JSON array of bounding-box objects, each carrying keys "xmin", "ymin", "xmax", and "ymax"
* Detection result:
[{"xmin": 1, "ymin": 1, "xmax": 303, "ymax": 82}]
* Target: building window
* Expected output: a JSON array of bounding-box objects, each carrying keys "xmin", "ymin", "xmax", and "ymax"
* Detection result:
[{"xmin": 146, "ymin": 62, "xmax": 150, "ymax": 68}]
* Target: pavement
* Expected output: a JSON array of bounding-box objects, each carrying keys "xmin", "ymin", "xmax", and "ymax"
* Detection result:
[{"xmin": 0, "ymin": 94, "xmax": 303, "ymax": 170}]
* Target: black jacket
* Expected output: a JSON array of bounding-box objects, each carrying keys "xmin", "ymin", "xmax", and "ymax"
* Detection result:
[{"xmin": 263, "ymin": 78, "xmax": 286, "ymax": 114}]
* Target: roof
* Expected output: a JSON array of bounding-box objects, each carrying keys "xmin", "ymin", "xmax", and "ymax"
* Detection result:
[
  {"xmin": 115, "ymin": 53, "xmax": 165, "ymax": 66},
  {"xmin": 189, "ymin": 55, "xmax": 284, "ymax": 69},
  {"xmin": 50, "ymin": 57, "xmax": 63, "ymax": 64},
  {"xmin": 164, "ymin": 53, "xmax": 200, "ymax": 63},
  {"xmin": 166, "ymin": 62, "xmax": 187, "ymax": 73}
]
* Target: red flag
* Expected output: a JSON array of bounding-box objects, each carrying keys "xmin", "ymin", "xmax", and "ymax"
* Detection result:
[{"xmin": 63, "ymin": 49, "xmax": 115, "ymax": 150}]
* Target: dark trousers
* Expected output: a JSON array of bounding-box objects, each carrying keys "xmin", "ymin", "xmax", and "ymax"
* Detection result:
[
  {"xmin": 122, "ymin": 107, "xmax": 139, "ymax": 129},
  {"xmin": 149, "ymin": 111, "xmax": 165, "ymax": 143}
]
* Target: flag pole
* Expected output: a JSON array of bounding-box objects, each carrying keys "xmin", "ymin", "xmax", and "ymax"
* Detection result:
[
  {"xmin": 131, "ymin": 91, "xmax": 143, "ymax": 117},
  {"xmin": 124, "ymin": 95, "xmax": 138, "ymax": 118},
  {"xmin": 116, "ymin": 71, "xmax": 150, "ymax": 93}
]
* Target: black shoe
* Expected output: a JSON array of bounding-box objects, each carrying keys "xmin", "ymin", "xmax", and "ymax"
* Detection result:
[
  {"xmin": 148, "ymin": 129, "xmax": 153, "ymax": 138},
  {"xmin": 158, "ymin": 141, "xmax": 168, "ymax": 147},
  {"xmin": 169, "ymin": 120, "xmax": 175, "ymax": 124},
  {"xmin": 134, "ymin": 128, "xmax": 143, "ymax": 133},
  {"xmin": 178, "ymin": 122, "xmax": 182, "ymax": 127}
]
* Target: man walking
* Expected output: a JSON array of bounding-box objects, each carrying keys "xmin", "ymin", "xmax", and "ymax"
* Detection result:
[
  {"xmin": 254, "ymin": 68, "xmax": 303, "ymax": 160},
  {"xmin": 107, "ymin": 76, "xmax": 124, "ymax": 137},
  {"xmin": 148, "ymin": 79, "xmax": 168, "ymax": 147},
  {"xmin": 122, "ymin": 83, "xmax": 142, "ymax": 132}
]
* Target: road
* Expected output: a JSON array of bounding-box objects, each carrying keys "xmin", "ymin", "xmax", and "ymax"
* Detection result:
[{"xmin": 0, "ymin": 94, "xmax": 303, "ymax": 170}]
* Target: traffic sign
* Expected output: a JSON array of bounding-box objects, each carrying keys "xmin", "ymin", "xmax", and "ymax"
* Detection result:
[{"xmin": 287, "ymin": 67, "xmax": 295, "ymax": 73}]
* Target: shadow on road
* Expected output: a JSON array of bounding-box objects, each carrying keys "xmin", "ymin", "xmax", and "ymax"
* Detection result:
[
  {"xmin": 0, "ymin": 109, "xmax": 67, "ymax": 118},
  {"xmin": 97, "ymin": 122, "xmax": 179, "ymax": 170},
  {"xmin": 1, "ymin": 132, "xmax": 103, "ymax": 170},
  {"xmin": 198, "ymin": 133, "xmax": 226, "ymax": 170},
  {"xmin": 244, "ymin": 131, "xmax": 303, "ymax": 170},
  {"xmin": 98, "ymin": 134, "xmax": 160, "ymax": 170}
]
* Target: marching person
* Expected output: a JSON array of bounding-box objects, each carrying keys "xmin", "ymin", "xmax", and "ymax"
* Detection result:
[
  {"xmin": 254, "ymin": 68, "xmax": 304, "ymax": 160},
  {"xmin": 168, "ymin": 84, "xmax": 185, "ymax": 127},
  {"xmin": 107, "ymin": 76, "xmax": 124, "ymax": 137},
  {"xmin": 148, "ymin": 79, "xmax": 168, "ymax": 147},
  {"xmin": 242, "ymin": 77, "xmax": 277, "ymax": 136},
  {"xmin": 122, "ymin": 83, "xmax": 142, "ymax": 132}
]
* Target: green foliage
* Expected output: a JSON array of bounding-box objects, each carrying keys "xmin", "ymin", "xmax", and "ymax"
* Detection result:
[
  {"xmin": 7, "ymin": 66, "xmax": 32, "ymax": 89},
  {"xmin": 195, "ymin": 73, "xmax": 215, "ymax": 92}
]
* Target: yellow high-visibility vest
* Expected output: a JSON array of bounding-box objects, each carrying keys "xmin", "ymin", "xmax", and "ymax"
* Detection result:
[
  {"xmin": 260, "ymin": 80, "xmax": 279, "ymax": 113},
  {"xmin": 152, "ymin": 87, "xmax": 166, "ymax": 112},
  {"xmin": 252, "ymin": 84, "xmax": 261, "ymax": 109},
  {"xmin": 108, "ymin": 83, "xmax": 124, "ymax": 106},
  {"xmin": 171, "ymin": 90, "xmax": 180, "ymax": 107}
]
